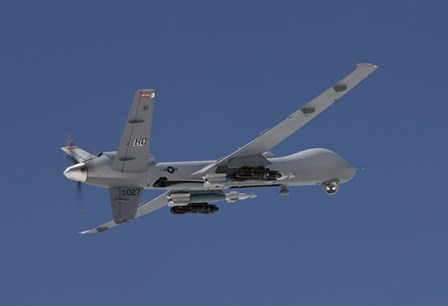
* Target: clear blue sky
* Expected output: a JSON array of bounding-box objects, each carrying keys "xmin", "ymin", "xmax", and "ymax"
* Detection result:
[{"xmin": 1, "ymin": 0, "xmax": 447, "ymax": 305}]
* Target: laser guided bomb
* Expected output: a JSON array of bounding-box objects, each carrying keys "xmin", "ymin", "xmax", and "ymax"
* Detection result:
[{"xmin": 168, "ymin": 191, "xmax": 257, "ymax": 214}]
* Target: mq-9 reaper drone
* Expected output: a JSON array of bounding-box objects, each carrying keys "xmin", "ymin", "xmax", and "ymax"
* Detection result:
[{"xmin": 62, "ymin": 63, "xmax": 377, "ymax": 234}]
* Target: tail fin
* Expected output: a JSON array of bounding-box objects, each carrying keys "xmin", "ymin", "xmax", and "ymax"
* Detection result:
[{"xmin": 61, "ymin": 146, "xmax": 96, "ymax": 163}]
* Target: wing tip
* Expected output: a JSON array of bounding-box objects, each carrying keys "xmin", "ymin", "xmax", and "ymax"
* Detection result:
[{"xmin": 356, "ymin": 63, "xmax": 379, "ymax": 70}]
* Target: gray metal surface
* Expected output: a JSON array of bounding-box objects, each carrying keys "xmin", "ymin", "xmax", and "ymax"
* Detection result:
[
  {"xmin": 80, "ymin": 191, "xmax": 170, "ymax": 234},
  {"xmin": 112, "ymin": 89, "xmax": 155, "ymax": 172},
  {"xmin": 195, "ymin": 63, "xmax": 377, "ymax": 175},
  {"xmin": 61, "ymin": 146, "xmax": 96, "ymax": 163},
  {"xmin": 109, "ymin": 187, "xmax": 143, "ymax": 221}
]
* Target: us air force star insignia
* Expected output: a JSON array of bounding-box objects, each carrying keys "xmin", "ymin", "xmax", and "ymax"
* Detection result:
[{"xmin": 166, "ymin": 166, "xmax": 175, "ymax": 173}]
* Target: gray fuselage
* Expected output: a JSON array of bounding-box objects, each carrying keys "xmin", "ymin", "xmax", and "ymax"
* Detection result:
[{"xmin": 84, "ymin": 148, "xmax": 356, "ymax": 191}]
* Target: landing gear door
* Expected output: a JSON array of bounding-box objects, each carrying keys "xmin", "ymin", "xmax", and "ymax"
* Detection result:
[{"xmin": 109, "ymin": 187, "xmax": 143, "ymax": 221}]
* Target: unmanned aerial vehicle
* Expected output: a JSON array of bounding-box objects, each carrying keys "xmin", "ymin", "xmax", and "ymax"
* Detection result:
[{"xmin": 62, "ymin": 63, "xmax": 377, "ymax": 234}]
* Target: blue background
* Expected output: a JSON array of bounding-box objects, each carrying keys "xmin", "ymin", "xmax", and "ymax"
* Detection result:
[{"xmin": 1, "ymin": 0, "xmax": 447, "ymax": 305}]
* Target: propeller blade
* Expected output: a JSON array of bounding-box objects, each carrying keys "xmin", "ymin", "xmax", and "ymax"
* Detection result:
[
  {"xmin": 63, "ymin": 136, "xmax": 86, "ymax": 215},
  {"xmin": 63, "ymin": 135, "xmax": 78, "ymax": 165},
  {"xmin": 73, "ymin": 182, "xmax": 85, "ymax": 216}
]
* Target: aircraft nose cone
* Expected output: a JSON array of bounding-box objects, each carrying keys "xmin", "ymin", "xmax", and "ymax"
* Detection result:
[{"xmin": 63, "ymin": 163, "xmax": 87, "ymax": 182}]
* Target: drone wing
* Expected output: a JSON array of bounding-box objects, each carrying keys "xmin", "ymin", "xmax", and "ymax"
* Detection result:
[
  {"xmin": 194, "ymin": 63, "xmax": 377, "ymax": 174},
  {"xmin": 79, "ymin": 191, "xmax": 170, "ymax": 234},
  {"xmin": 113, "ymin": 89, "xmax": 156, "ymax": 172}
]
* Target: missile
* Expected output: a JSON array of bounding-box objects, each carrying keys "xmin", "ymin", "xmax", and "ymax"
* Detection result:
[{"xmin": 225, "ymin": 191, "xmax": 257, "ymax": 203}]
